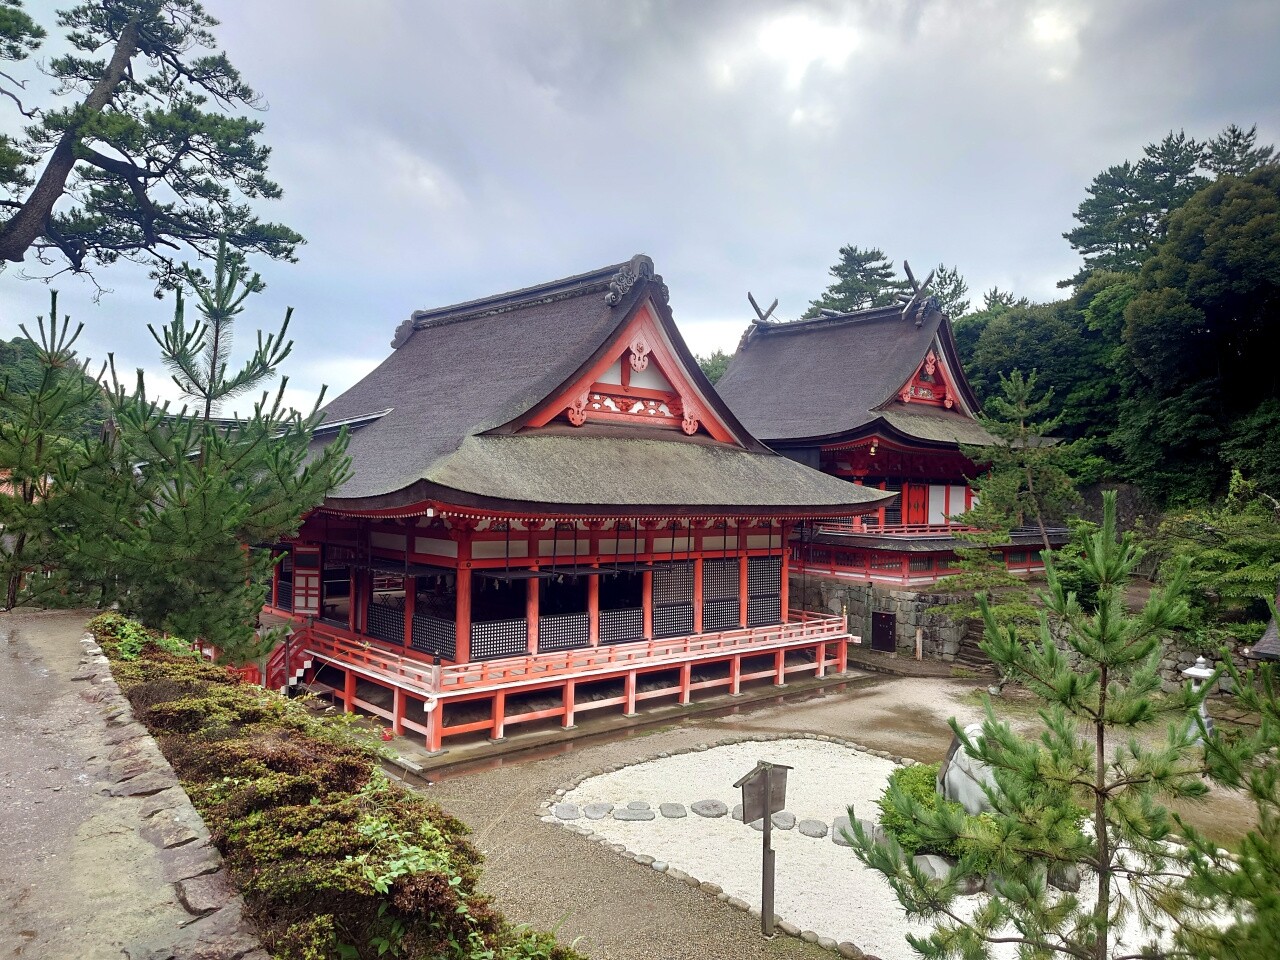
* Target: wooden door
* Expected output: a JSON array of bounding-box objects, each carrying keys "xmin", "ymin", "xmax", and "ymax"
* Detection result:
[
  {"xmin": 871, "ymin": 611, "xmax": 896, "ymax": 652},
  {"xmin": 905, "ymin": 483, "xmax": 928, "ymax": 526},
  {"xmin": 293, "ymin": 545, "xmax": 322, "ymax": 616}
]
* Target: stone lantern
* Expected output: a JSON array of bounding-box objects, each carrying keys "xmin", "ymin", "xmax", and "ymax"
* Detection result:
[{"xmin": 1182, "ymin": 655, "xmax": 1215, "ymax": 744}]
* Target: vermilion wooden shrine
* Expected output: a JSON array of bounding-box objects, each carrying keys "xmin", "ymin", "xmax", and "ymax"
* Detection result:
[
  {"xmin": 716, "ymin": 295, "xmax": 1065, "ymax": 586},
  {"xmin": 264, "ymin": 256, "xmax": 891, "ymax": 752}
]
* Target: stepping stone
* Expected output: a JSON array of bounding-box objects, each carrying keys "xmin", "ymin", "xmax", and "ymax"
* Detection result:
[
  {"xmin": 771, "ymin": 811, "xmax": 796, "ymax": 830},
  {"xmin": 798, "ymin": 818, "xmax": 829, "ymax": 838},
  {"xmin": 659, "ymin": 803, "xmax": 687, "ymax": 819},
  {"xmin": 613, "ymin": 807, "xmax": 656, "ymax": 821},
  {"xmin": 627, "ymin": 800, "xmax": 651, "ymax": 811},
  {"xmin": 832, "ymin": 815, "xmax": 853, "ymax": 846},
  {"xmin": 691, "ymin": 798, "xmax": 728, "ymax": 818},
  {"xmin": 731, "ymin": 803, "xmax": 743, "ymax": 821},
  {"xmin": 552, "ymin": 803, "xmax": 581, "ymax": 821},
  {"xmin": 583, "ymin": 802, "xmax": 613, "ymax": 820}
]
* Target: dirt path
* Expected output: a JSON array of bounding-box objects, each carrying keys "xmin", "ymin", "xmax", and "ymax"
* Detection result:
[{"xmin": 0, "ymin": 609, "xmax": 263, "ymax": 960}]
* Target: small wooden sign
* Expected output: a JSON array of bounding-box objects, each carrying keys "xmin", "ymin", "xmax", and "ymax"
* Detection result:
[{"xmin": 735, "ymin": 761, "xmax": 790, "ymax": 824}]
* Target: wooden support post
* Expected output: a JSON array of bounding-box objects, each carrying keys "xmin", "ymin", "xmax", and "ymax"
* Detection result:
[
  {"xmin": 623, "ymin": 670, "xmax": 637, "ymax": 716},
  {"xmin": 563, "ymin": 679, "xmax": 577, "ymax": 729},
  {"xmin": 347, "ymin": 568, "xmax": 358, "ymax": 632},
  {"xmin": 900, "ymin": 555, "xmax": 910, "ymax": 585},
  {"xmin": 693, "ymin": 557, "xmax": 704, "ymax": 633},
  {"xmin": 343, "ymin": 668, "xmax": 356, "ymax": 713},
  {"xmin": 679, "ymin": 661, "xmax": 692, "ymax": 705},
  {"xmin": 730, "ymin": 654, "xmax": 742, "ymax": 696},
  {"xmin": 738, "ymin": 554, "xmax": 749, "ymax": 628},
  {"xmin": 392, "ymin": 686, "xmax": 405, "ymax": 735},
  {"xmin": 642, "ymin": 571, "xmax": 653, "ymax": 640},
  {"xmin": 816, "ymin": 642, "xmax": 827, "ymax": 678},
  {"xmin": 836, "ymin": 638, "xmax": 848, "ymax": 675},
  {"xmin": 490, "ymin": 690, "xmax": 506, "ymax": 742},
  {"xmin": 403, "ymin": 577, "xmax": 415, "ymax": 648},
  {"xmin": 587, "ymin": 573, "xmax": 599, "ymax": 647},
  {"xmin": 424, "ymin": 700, "xmax": 443, "ymax": 754},
  {"xmin": 454, "ymin": 570, "xmax": 471, "ymax": 663},
  {"xmin": 271, "ymin": 553, "xmax": 280, "ymax": 608},
  {"xmin": 526, "ymin": 576, "xmax": 539, "ymax": 655},
  {"xmin": 774, "ymin": 648, "xmax": 787, "ymax": 687},
  {"xmin": 779, "ymin": 525, "xmax": 791, "ymax": 622}
]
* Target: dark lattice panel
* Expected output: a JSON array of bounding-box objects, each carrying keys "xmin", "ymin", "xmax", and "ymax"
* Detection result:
[
  {"xmin": 654, "ymin": 602, "xmax": 694, "ymax": 639},
  {"xmin": 703, "ymin": 597, "xmax": 741, "ymax": 631},
  {"xmin": 909, "ymin": 556, "xmax": 934, "ymax": 572},
  {"xmin": 411, "ymin": 612, "xmax": 456, "ymax": 660},
  {"xmin": 883, "ymin": 483, "xmax": 903, "ymax": 524},
  {"xmin": 653, "ymin": 563, "xmax": 693, "ymax": 603},
  {"xmin": 600, "ymin": 607, "xmax": 644, "ymax": 645},
  {"xmin": 276, "ymin": 580, "xmax": 293, "ymax": 611},
  {"xmin": 747, "ymin": 595, "xmax": 782, "ymax": 627},
  {"xmin": 539, "ymin": 613, "xmax": 590, "ymax": 651},
  {"xmin": 471, "ymin": 619, "xmax": 529, "ymax": 661},
  {"xmin": 366, "ymin": 599, "xmax": 405, "ymax": 644},
  {"xmin": 747, "ymin": 556, "xmax": 782, "ymax": 597},
  {"xmin": 702, "ymin": 558, "xmax": 738, "ymax": 600}
]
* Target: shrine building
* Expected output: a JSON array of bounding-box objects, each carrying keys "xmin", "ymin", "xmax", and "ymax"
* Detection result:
[
  {"xmin": 715, "ymin": 295, "xmax": 1064, "ymax": 590},
  {"xmin": 264, "ymin": 256, "xmax": 892, "ymax": 752}
]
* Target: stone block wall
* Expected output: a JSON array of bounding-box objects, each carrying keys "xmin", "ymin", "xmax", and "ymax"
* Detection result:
[{"xmin": 792, "ymin": 575, "xmax": 968, "ymax": 660}]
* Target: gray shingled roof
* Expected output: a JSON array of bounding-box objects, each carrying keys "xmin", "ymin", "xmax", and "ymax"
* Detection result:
[
  {"xmin": 316, "ymin": 257, "xmax": 895, "ymax": 516},
  {"xmin": 1250, "ymin": 606, "xmax": 1280, "ymax": 661},
  {"xmin": 716, "ymin": 302, "xmax": 993, "ymax": 447}
]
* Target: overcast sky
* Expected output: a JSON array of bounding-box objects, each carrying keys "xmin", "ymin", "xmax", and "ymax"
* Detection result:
[{"xmin": 3, "ymin": 0, "xmax": 1279, "ymax": 413}]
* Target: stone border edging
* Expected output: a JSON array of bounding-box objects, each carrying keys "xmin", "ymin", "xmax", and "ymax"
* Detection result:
[
  {"xmin": 534, "ymin": 732, "xmax": 915, "ymax": 960},
  {"xmin": 77, "ymin": 632, "xmax": 269, "ymax": 960}
]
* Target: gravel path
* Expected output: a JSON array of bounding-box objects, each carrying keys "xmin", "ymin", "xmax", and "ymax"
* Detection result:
[{"xmin": 0, "ymin": 609, "xmax": 263, "ymax": 960}]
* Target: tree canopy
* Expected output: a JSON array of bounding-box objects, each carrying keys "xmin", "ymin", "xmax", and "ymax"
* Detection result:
[
  {"xmin": 0, "ymin": 0, "xmax": 301, "ymax": 287},
  {"xmin": 804, "ymin": 245, "xmax": 907, "ymax": 316}
]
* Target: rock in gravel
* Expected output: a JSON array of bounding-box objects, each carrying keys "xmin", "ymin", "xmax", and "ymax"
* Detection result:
[
  {"xmin": 798, "ymin": 818, "xmax": 829, "ymax": 838},
  {"xmin": 831, "ymin": 815, "xmax": 854, "ymax": 846},
  {"xmin": 651, "ymin": 861, "xmax": 668, "ymax": 872},
  {"xmin": 700, "ymin": 881, "xmax": 722, "ymax": 895},
  {"xmin": 913, "ymin": 854, "xmax": 955, "ymax": 882},
  {"xmin": 1048, "ymin": 862, "xmax": 1080, "ymax": 892},
  {"xmin": 627, "ymin": 800, "xmax": 650, "ymax": 811},
  {"xmin": 837, "ymin": 942, "xmax": 865, "ymax": 958},
  {"xmin": 635, "ymin": 854, "xmax": 655, "ymax": 865},
  {"xmin": 613, "ymin": 807, "xmax": 655, "ymax": 821},
  {"xmin": 731, "ymin": 803, "xmax": 743, "ymax": 821},
  {"xmin": 801, "ymin": 930, "xmax": 819, "ymax": 943},
  {"xmin": 771, "ymin": 811, "xmax": 796, "ymax": 830},
  {"xmin": 553, "ymin": 803, "xmax": 581, "ymax": 820},
  {"xmin": 727, "ymin": 897, "xmax": 750, "ymax": 911},
  {"xmin": 778, "ymin": 920, "xmax": 801, "ymax": 937},
  {"xmin": 818, "ymin": 936, "xmax": 838, "ymax": 950},
  {"xmin": 691, "ymin": 799, "xmax": 728, "ymax": 818},
  {"xmin": 583, "ymin": 802, "xmax": 613, "ymax": 820},
  {"xmin": 659, "ymin": 802, "xmax": 687, "ymax": 819}
]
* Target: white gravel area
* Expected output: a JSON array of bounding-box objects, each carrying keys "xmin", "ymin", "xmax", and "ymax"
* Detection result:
[
  {"xmin": 563, "ymin": 738, "xmax": 936, "ymax": 959},
  {"xmin": 561, "ymin": 738, "xmax": 1187, "ymax": 960}
]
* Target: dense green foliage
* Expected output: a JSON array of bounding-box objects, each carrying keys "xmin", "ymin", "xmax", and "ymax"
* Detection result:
[
  {"xmin": 91, "ymin": 613, "xmax": 583, "ymax": 960},
  {"xmin": 803, "ymin": 250, "xmax": 970, "ymax": 319},
  {"xmin": 853, "ymin": 493, "xmax": 1213, "ymax": 959},
  {"xmin": 695, "ymin": 348, "xmax": 731, "ymax": 384},
  {"xmin": 0, "ymin": 0, "xmax": 301, "ymax": 283},
  {"xmin": 873, "ymin": 763, "xmax": 994, "ymax": 875}
]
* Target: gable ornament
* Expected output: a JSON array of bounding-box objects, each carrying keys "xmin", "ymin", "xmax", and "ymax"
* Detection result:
[{"xmin": 604, "ymin": 253, "xmax": 670, "ymax": 306}]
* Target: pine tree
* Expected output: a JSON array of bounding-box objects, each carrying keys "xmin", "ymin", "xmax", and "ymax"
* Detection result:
[
  {"xmin": 0, "ymin": 293, "xmax": 102, "ymax": 608},
  {"xmin": 853, "ymin": 492, "xmax": 1213, "ymax": 960},
  {"xmin": 1203, "ymin": 124, "xmax": 1275, "ymax": 179},
  {"xmin": 804, "ymin": 245, "xmax": 907, "ymax": 317},
  {"xmin": 931, "ymin": 263, "xmax": 971, "ymax": 319}
]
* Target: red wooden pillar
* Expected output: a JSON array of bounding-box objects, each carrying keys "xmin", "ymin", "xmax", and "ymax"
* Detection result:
[
  {"xmin": 623, "ymin": 670, "xmax": 637, "ymax": 716},
  {"xmin": 526, "ymin": 576, "xmax": 539, "ymax": 655},
  {"xmin": 642, "ymin": 571, "xmax": 653, "ymax": 640},
  {"xmin": 679, "ymin": 661, "xmax": 692, "ymax": 705},
  {"xmin": 490, "ymin": 690, "xmax": 506, "ymax": 741},
  {"xmin": 900, "ymin": 555, "xmax": 910, "ymax": 585},
  {"xmin": 779, "ymin": 522, "xmax": 791, "ymax": 622},
  {"xmin": 563, "ymin": 679, "xmax": 577, "ymax": 729},
  {"xmin": 730, "ymin": 654, "xmax": 742, "ymax": 695},
  {"xmin": 836, "ymin": 638, "xmax": 849, "ymax": 674},
  {"xmin": 878, "ymin": 481, "xmax": 887, "ymax": 528},
  {"xmin": 343, "ymin": 668, "xmax": 356, "ymax": 713},
  {"xmin": 587, "ymin": 574, "xmax": 599, "ymax": 647},
  {"xmin": 454, "ymin": 571, "xmax": 471, "ymax": 663},
  {"xmin": 403, "ymin": 576, "xmax": 415, "ymax": 648},
  {"xmin": 424, "ymin": 701, "xmax": 443, "ymax": 754},
  {"xmin": 347, "ymin": 568, "xmax": 358, "ymax": 632},
  {"xmin": 774, "ymin": 648, "xmax": 787, "ymax": 686},
  {"xmin": 392, "ymin": 686, "xmax": 405, "ymax": 735},
  {"xmin": 816, "ymin": 641, "xmax": 827, "ymax": 678},
  {"xmin": 692, "ymin": 557, "xmax": 704, "ymax": 634},
  {"xmin": 738, "ymin": 554, "xmax": 749, "ymax": 628}
]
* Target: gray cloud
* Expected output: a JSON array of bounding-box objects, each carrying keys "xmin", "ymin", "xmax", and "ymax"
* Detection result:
[{"xmin": 3, "ymin": 0, "xmax": 1278, "ymax": 412}]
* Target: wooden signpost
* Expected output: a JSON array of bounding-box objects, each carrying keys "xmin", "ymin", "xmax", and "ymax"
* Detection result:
[{"xmin": 734, "ymin": 760, "xmax": 792, "ymax": 938}]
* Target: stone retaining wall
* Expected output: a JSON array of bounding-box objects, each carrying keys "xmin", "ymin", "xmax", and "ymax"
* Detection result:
[{"xmin": 793, "ymin": 575, "xmax": 969, "ymax": 660}]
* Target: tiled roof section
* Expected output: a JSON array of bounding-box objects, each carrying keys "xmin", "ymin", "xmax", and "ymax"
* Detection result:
[
  {"xmin": 878, "ymin": 409, "xmax": 998, "ymax": 447},
  {"xmin": 1250, "ymin": 611, "xmax": 1280, "ymax": 661},
  {"xmin": 716, "ymin": 300, "xmax": 985, "ymax": 445}
]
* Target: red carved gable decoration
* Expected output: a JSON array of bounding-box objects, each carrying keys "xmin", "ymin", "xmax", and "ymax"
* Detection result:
[
  {"xmin": 527, "ymin": 302, "xmax": 736, "ymax": 444},
  {"xmin": 898, "ymin": 348, "xmax": 957, "ymax": 409}
]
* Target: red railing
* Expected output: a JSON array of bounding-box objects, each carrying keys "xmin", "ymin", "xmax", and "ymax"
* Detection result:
[
  {"xmin": 289, "ymin": 611, "xmax": 849, "ymax": 698},
  {"xmin": 815, "ymin": 518, "xmax": 978, "ymax": 537}
]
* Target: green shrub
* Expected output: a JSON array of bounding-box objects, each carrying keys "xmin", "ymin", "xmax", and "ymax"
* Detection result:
[
  {"xmin": 91, "ymin": 614, "xmax": 585, "ymax": 960},
  {"xmin": 876, "ymin": 762, "xmax": 997, "ymax": 876}
]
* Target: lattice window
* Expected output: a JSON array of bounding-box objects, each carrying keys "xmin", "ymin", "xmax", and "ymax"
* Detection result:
[
  {"xmin": 653, "ymin": 562, "xmax": 693, "ymax": 603},
  {"xmin": 835, "ymin": 550, "xmax": 860, "ymax": 567},
  {"xmin": 703, "ymin": 597, "xmax": 740, "ymax": 631},
  {"xmin": 747, "ymin": 595, "xmax": 782, "ymax": 627},
  {"xmin": 367, "ymin": 598, "xmax": 405, "ymax": 644},
  {"xmin": 471, "ymin": 619, "xmax": 529, "ymax": 660},
  {"xmin": 653, "ymin": 602, "xmax": 694, "ymax": 639},
  {"xmin": 410, "ymin": 612, "xmax": 456, "ymax": 661},
  {"xmin": 909, "ymin": 556, "xmax": 934, "ymax": 572},
  {"xmin": 599, "ymin": 607, "xmax": 643, "ymax": 645},
  {"xmin": 276, "ymin": 580, "xmax": 293, "ymax": 611},
  {"xmin": 702, "ymin": 558, "xmax": 738, "ymax": 600},
  {"xmin": 747, "ymin": 556, "xmax": 781, "ymax": 597},
  {"xmin": 539, "ymin": 612, "xmax": 590, "ymax": 651},
  {"xmin": 883, "ymin": 482, "xmax": 903, "ymax": 525},
  {"xmin": 871, "ymin": 554, "xmax": 901, "ymax": 570}
]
